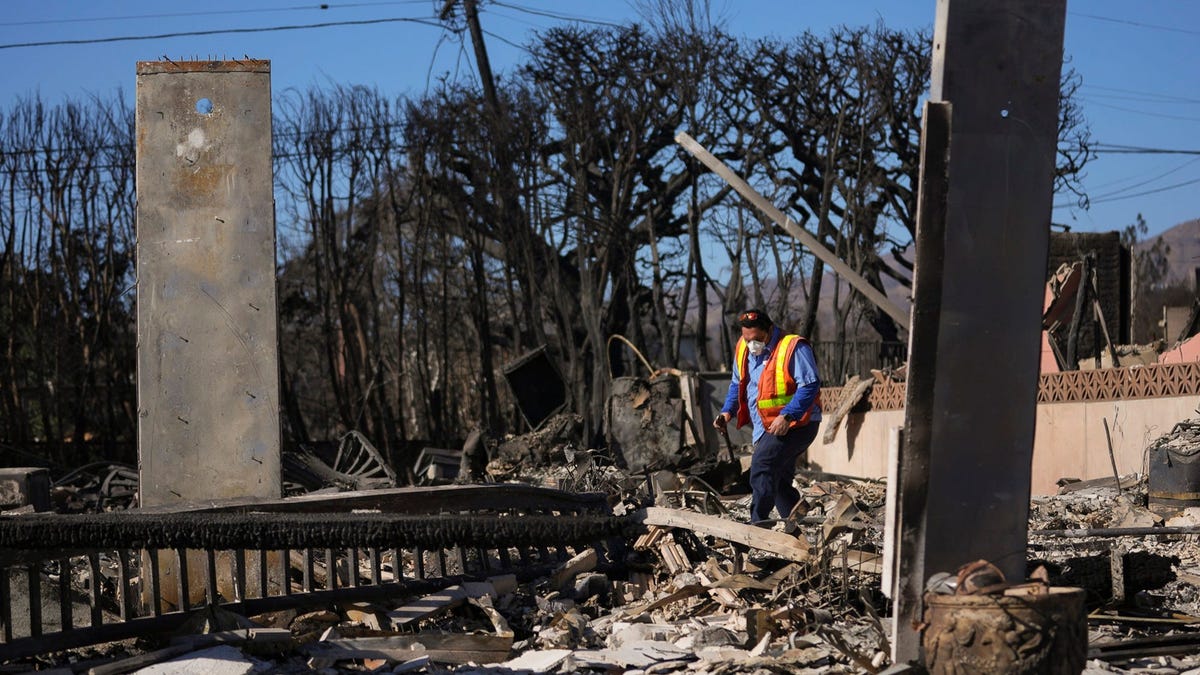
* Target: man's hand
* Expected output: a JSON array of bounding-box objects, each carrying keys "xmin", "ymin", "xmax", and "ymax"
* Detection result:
[
  {"xmin": 768, "ymin": 415, "xmax": 791, "ymax": 436},
  {"xmin": 713, "ymin": 412, "xmax": 731, "ymax": 430}
]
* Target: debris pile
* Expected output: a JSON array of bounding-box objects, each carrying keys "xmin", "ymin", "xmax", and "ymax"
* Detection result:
[
  {"xmin": 9, "ymin": 467, "xmax": 900, "ymax": 674},
  {"xmin": 15, "ymin": 415, "xmax": 1200, "ymax": 672},
  {"xmin": 1029, "ymin": 464, "xmax": 1200, "ymax": 673}
]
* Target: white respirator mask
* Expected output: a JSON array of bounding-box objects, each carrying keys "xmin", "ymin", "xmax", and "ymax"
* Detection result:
[{"xmin": 747, "ymin": 340, "xmax": 766, "ymax": 356}]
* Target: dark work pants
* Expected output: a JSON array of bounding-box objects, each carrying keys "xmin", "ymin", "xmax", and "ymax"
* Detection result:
[{"xmin": 750, "ymin": 422, "xmax": 820, "ymax": 523}]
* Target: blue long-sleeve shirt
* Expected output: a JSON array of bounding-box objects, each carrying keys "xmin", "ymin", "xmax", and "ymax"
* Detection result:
[{"xmin": 721, "ymin": 326, "xmax": 822, "ymax": 442}]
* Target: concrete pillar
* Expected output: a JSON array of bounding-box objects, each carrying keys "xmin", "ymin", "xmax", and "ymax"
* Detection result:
[
  {"xmin": 135, "ymin": 59, "xmax": 280, "ymax": 505},
  {"xmin": 135, "ymin": 60, "xmax": 281, "ymax": 607},
  {"xmin": 891, "ymin": 0, "xmax": 1067, "ymax": 663}
]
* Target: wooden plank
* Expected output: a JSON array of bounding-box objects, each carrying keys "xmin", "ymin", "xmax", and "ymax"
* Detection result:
[
  {"xmin": 840, "ymin": 549, "xmax": 884, "ymax": 575},
  {"xmin": 674, "ymin": 131, "xmax": 909, "ymax": 329},
  {"xmin": 385, "ymin": 585, "xmax": 469, "ymax": 627},
  {"xmin": 636, "ymin": 508, "xmax": 810, "ymax": 562},
  {"xmin": 550, "ymin": 548, "xmax": 597, "ymax": 591},
  {"xmin": 170, "ymin": 627, "xmax": 293, "ymax": 649},
  {"xmin": 306, "ymin": 634, "xmax": 512, "ymax": 665},
  {"xmin": 385, "ymin": 576, "xmax": 511, "ymax": 628},
  {"xmin": 626, "ymin": 584, "xmax": 707, "ymax": 618}
]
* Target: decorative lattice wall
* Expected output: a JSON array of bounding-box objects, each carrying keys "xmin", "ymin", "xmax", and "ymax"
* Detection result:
[{"xmin": 821, "ymin": 361, "xmax": 1200, "ymax": 413}]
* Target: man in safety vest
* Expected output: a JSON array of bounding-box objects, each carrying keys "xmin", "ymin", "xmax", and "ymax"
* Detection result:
[{"xmin": 713, "ymin": 308, "xmax": 822, "ymax": 524}]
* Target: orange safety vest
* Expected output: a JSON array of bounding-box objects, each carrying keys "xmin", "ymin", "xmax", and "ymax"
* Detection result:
[{"xmin": 735, "ymin": 333, "xmax": 821, "ymax": 430}]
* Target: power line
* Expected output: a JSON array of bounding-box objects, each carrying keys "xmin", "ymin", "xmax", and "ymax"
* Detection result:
[
  {"xmin": 1090, "ymin": 157, "xmax": 1199, "ymax": 190},
  {"xmin": 0, "ymin": 16, "xmax": 444, "ymax": 51},
  {"xmin": 1083, "ymin": 84, "xmax": 1200, "ymax": 105},
  {"xmin": 490, "ymin": 1, "xmax": 624, "ymax": 29},
  {"xmin": 1069, "ymin": 11, "xmax": 1200, "ymax": 37},
  {"xmin": 1083, "ymin": 91, "xmax": 1200, "ymax": 106},
  {"xmin": 483, "ymin": 7, "xmax": 546, "ymax": 30},
  {"xmin": 1082, "ymin": 99, "xmax": 1200, "ymax": 123},
  {"xmin": 482, "ymin": 28, "xmax": 529, "ymax": 52},
  {"xmin": 1091, "ymin": 156, "xmax": 1200, "ymax": 200},
  {"xmin": 1088, "ymin": 175, "xmax": 1200, "ymax": 205},
  {"xmin": 1094, "ymin": 144, "xmax": 1200, "ymax": 156},
  {"xmin": 0, "ymin": 2, "xmax": 431, "ymax": 27}
]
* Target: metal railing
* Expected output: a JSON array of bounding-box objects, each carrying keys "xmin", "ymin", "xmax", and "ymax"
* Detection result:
[
  {"xmin": 0, "ymin": 485, "xmax": 623, "ymax": 662},
  {"xmin": 811, "ymin": 341, "xmax": 906, "ymax": 382}
]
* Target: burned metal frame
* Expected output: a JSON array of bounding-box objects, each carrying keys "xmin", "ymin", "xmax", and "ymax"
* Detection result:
[{"xmin": 0, "ymin": 485, "xmax": 622, "ymax": 662}]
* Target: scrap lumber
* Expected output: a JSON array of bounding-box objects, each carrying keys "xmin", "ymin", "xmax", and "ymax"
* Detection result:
[
  {"xmin": 169, "ymin": 627, "xmax": 293, "ymax": 649},
  {"xmin": 634, "ymin": 525, "xmax": 667, "ymax": 550},
  {"xmin": 386, "ymin": 574, "xmax": 515, "ymax": 628},
  {"xmin": 305, "ymin": 633, "xmax": 513, "ymax": 665},
  {"xmin": 822, "ymin": 375, "xmax": 874, "ymax": 444},
  {"xmin": 626, "ymin": 584, "xmax": 708, "ymax": 618},
  {"xmin": 675, "ymin": 131, "xmax": 909, "ymax": 329},
  {"xmin": 695, "ymin": 570, "xmax": 742, "ymax": 608},
  {"xmin": 635, "ymin": 507, "xmax": 811, "ymax": 562},
  {"xmin": 468, "ymin": 594, "xmax": 514, "ymax": 638},
  {"xmin": 386, "ymin": 585, "xmax": 469, "ymax": 627},
  {"xmin": 658, "ymin": 537, "xmax": 691, "ymax": 574},
  {"xmin": 550, "ymin": 548, "xmax": 598, "ymax": 591},
  {"xmin": 838, "ymin": 549, "xmax": 884, "ymax": 575}
]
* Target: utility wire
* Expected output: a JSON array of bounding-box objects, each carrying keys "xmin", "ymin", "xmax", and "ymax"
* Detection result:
[
  {"xmin": 1091, "ymin": 156, "xmax": 1200, "ymax": 200},
  {"xmin": 1082, "ymin": 99, "xmax": 1200, "ymax": 123},
  {"xmin": 1083, "ymin": 91, "xmax": 1200, "ymax": 106},
  {"xmin": 490, "ymin": 1, "xmax": 624, "ymax": 28},
  {"xmin": 1090, "ymin": 157, "xmax": 1200, "ymax": 190},
  {"xmin": 1083, "ymin": 84, "xmax": 1200, "ymax": 104},
  {"xmin": 1070, "ymin": 11, "xmax": 1200, "ymax": 37},
  {"xmin": 0, "ymin": 2, "xmax": 431, "ymax": 27},
  {"xmin": 1088, "ymin": 176, "xmax": 1200, "ymax": 205},
  {"xmin": 1094, "ymin": 144, "xmax": 1200, "ymax": 156},
  {"xmin": 0, "ymin": 16, "xmax": 444, "ymax": 50},
  {"xmin": 483, "ymin": 7, "xmax": 545, "ymax": 30},
  {"xmin": 482, "ymin": 28, "xmax": 527, "ymax": 52}
]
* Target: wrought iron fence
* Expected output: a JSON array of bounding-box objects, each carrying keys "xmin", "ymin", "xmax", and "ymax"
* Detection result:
[
  {"xmin": 0, "ymin": 485, "xmax": 622, "ymax": 661},
  {"xmin": 811, "ymin": 341, "xmax": 907, "ymax": 383}
]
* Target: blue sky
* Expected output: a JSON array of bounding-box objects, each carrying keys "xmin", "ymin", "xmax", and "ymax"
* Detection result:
[{"xmin": 1, "ymin": 0, "xmax": 1197, "ymax": 239}]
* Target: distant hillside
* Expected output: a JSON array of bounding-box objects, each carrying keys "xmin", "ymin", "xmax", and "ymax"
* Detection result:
[{"xmin": 1144, "ymin": 218, "xmax": 1200, "ymax": 285}]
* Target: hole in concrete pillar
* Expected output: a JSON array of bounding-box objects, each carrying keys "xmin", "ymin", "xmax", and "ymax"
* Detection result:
[{"xmin": 195, "ymin": 98, "xmax": 214, "ymax": 115}]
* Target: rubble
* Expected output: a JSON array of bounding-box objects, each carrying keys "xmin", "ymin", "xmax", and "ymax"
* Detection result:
[
  {"xmin": 488, "ymin": 413, "xmax": 585, "ymax": 474},
  {"xmin": 11, "ymin": 415, "xmax": 1200, "ymax": 674}
]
